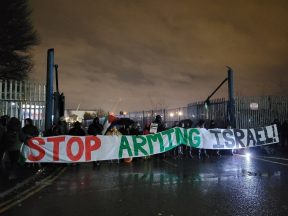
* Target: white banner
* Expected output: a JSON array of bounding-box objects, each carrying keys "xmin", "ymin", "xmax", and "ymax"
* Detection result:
[{"xmin": 22, "ymin": 125, "xmax": 279, "ymax": 163}]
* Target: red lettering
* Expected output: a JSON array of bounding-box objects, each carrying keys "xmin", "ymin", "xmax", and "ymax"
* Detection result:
[
  {"xmin": 27, "ymin": 137, "xmax": 45, "ymax": 161},
  {"xmin": 85, "ymin": 136, "xmax": 101, "ymax": 161},
  {"xmin": 66, "ymin": 137, "xmax": 84, "ymax": 161},
  {"xmin": 47, "ymin": 136, "xmax": 65, "ymax": 161}
]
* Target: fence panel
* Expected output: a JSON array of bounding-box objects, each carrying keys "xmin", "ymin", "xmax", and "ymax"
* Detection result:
[
  {"xmin": 235, "ymin": 96, "xmax": 288, "ymax": 128},
  {"xmin": 129, "ymin": 96, "xmax": 288, "ymax": 130},
  {"xmin": 0, "ymin": 79, "xmax": 46, "ymax": 131}
]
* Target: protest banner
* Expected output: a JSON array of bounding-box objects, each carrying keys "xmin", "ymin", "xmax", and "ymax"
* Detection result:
[{"xmin": 22, "ymin": 125, "xmax": 279, "ymax": 163}]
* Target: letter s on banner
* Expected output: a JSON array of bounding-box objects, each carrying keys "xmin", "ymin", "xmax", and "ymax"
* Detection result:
[{"xmin": 27, "ymin": 137, "xmax": 45, "ymax": 161}]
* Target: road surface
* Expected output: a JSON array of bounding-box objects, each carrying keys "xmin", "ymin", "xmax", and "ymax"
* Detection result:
[{"xmin": 1, "ymin": 154, "xmax": 288, "ymax": 216}]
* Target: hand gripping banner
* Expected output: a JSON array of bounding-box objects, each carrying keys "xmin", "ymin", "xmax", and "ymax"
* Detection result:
[{"xmin": 22, "ymin": 125, "xmax": 279, "ymax": 163}]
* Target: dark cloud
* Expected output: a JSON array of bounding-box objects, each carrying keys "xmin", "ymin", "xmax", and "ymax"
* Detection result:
[{"xmin": 29, "ymin": 0, "xmax": 288, "ymax": 112}]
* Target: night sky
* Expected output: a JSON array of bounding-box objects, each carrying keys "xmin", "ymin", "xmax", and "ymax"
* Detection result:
[{"xmin": 29, "ymin": 0, "xmax": 288, "ymax": 112}]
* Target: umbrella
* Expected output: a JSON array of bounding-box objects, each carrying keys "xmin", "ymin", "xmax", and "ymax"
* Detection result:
[{"xmin": 111, "ymin": 118, "xmax": 135, "ymax": 127}]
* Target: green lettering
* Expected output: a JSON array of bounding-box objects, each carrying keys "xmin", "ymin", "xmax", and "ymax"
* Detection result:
[
  {"xmin": 119, "ymin": 136, "xmax": 133, "ymax": 158},
  {"xmin": 188, "ymin": 129, "xmax": 201, "ymax": 148},
  {"xmin": 132, "ymin": 136, "xmax": 148, "ymax": 156},
  {"xmin": 175, "ymin": 127, "xmax": 188, "ymax": 145},
  {"xmin": 146, "ymin": 133, "xmax": 164, "ymax": 153},
  {"xmin": 161, "ymin": 128, "xmax": 175, "ymax": 151}
]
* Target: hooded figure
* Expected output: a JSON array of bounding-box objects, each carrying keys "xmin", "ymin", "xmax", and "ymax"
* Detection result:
[
  {"xmin": 68, "ymin": 121, "xmax": 86, "ymax": 136},
  {"xmin": 52, "ymin": 117, "xmax": 68, "ymax": 136},
  {"xmin": 22, "ymin": 118, "xmax": 39, "ymax": 142},
  {"xmin": 88, "ymin": 117, "xmax": 103, "ymax": 136},
  {"xmin": 152, "ymin": 115, "xmax": 165, "ymax": 133},
  {"xmin": 0, "ymin": 115, "xmax": 9, "ymax": 166},
  {"xmin": 4, "ymin": 117, "xmax": 22, "ymax": 169}
]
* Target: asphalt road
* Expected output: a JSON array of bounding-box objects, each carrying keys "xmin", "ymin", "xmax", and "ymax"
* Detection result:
[{"xmin": 1, "ymin": 153, "xmax": 288, "ymax": 216}]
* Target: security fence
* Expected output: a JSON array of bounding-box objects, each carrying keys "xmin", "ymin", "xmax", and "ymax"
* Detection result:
[
  {"xmin": 129, "ymin": 96, "xmax": 288, "ymax": 129},
  {"xmin": 236, "ymin": 96, "xmax": 288, "ymax": 128},
  {"xmin": 0, "ymin": 79, "xmax": 46, "ymax": 130}
]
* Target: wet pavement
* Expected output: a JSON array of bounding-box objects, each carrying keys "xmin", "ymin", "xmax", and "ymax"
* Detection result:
[
  {"xmin": 1, "ymin": 154, "xmax": 288, "ymax": 216},
  {"xmin": 0, "ymin": 166, "xmax": 40, "ymax": 193}
]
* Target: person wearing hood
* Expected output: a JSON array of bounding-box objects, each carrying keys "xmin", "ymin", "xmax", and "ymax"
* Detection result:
[
  {"xmin": 88, "ymin": 117, "xmax": 103, "ymax": 136},
  {"xmin": 0, "ymin": 115, "xmax": 9, "ymax": 167},
  {"xmin": 151, "ymin": 115, "xmax": 166, "ymax": 158},
  {"xmin": 51, "ymin": 116, "xmax": 68, "ymax": 136},
  {"xmin": 68, "ymin": 121, "xmax": 86, "ymax": 136},
  {"xmin": 21, "ymin": 118, "xmax": 39, "ymax": 142},
  {"xmin": 4, "ymin": 117, "xmax": 22, "ymax": 179},
  {"xmin": 152, "ymin": 115, "xmax": 165, "ymax": 133}
]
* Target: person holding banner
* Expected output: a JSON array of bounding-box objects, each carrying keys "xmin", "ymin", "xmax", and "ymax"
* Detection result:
[
  {"xmin": 88, "ymin": 117, "xmax": 103, "ymax": 136},
  {"xmin": 150, "ymin": 115, "xmax": 165, "ymax": 134},
  {"xmin": 87, "ymin": 118, "xmax": 103, "ymax": 166},
  {"xmin": 51, "ymin": 117, "xmax": 68, "ymax": 136},
  {"xmin": 22, "ymin": 118, "xmax": 39, "ymax": 141},
  {"xmin": 209, "ymin": 120, "xmax": 221, "ymax": 157},
  {"xmin": 150, "ymin": 115, "xmax": 166, "ymax": 158},
  {"xmin": 68, "ymin": 121, "xmax": 86, "ymax": 136},
  {"xmin": 197, "ymin": 119, "xmax": 209, "ymax": 159}
]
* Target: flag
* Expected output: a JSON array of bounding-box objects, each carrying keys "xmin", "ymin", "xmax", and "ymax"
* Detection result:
[{"xmin": 102, "ymin": 114, "xmax": 117, "ymax": 135}]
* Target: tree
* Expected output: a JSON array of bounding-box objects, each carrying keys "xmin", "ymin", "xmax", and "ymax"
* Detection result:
[{"xmin": 0, "ymin": 0, "xmax": 39, "ymax": 80}]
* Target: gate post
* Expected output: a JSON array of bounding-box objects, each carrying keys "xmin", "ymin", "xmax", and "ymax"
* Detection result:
[
  {"xmin": 227, "ymin": 67, "xmax": 236, "ymax": 128},
  {"xmin": 45, "ymin": 48, "xmax": 54, "ymax": 131}
]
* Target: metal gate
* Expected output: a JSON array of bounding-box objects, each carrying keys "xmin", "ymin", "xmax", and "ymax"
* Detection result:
[{"xmin": 0, "ymin": 79, "xmax": 46, "ymax": 130}]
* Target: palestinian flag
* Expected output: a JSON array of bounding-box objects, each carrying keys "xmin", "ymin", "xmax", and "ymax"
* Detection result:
[{"xmin": 102, "ymin": 114, "xmax": 117, "ymax": 135}]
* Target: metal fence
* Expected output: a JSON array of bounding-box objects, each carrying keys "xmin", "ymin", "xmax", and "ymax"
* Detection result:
[
  {"xmin": 0, "ymin": 79, "xmax": 46, "ymax": 130},
  {"xmin": 129, "ymin": 96, "xmax": 288, "ymax": 129},
  {"xmin": 236, "ymin": 96, "xmax": 288, "ymax": 128}
]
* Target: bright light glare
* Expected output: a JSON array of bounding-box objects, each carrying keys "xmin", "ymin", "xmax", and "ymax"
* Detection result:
[
  {"xmin": 245, "ymin": 152, "xmax": 251, "ymax": 158},
  {"xmin": 169, "ymin": 113, "xmax": 174, "ymax": 117}
]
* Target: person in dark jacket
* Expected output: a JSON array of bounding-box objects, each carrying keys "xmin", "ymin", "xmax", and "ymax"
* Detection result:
[
  {"xmin": 51, "ymin": 117, "xmax": 68, "ymax": 136},
  {"xmin": 281, "ymin": 120, "xmax": 288, "ymax": 147},
  {"xmin": 130, "ymin": 123, "xmax": 141, "ymax": 135},
  {"xmin": 197, "ymin": 119, "xmax": 209, "ymax": 159},
  {"xmin": 209, "ymin": 120, "xmax": 221, "ymax": 157},
  {"xmin": 4, "ymin": 117, "xmax": 22, "ymax": 178},
  {"xmin": 0, "ymin": 116, "xmax": 9, "ymax": 167},
  {"xmin": 21, "ymin": 118, "xmax": 39, "ymax": 142},
  {"xmin": 88, "ymin": 117, "xmax": 103, "ymax": 166},
  {"xmin": 88, "ymin": 117, "xmax": 103, "ymax": 136},
  {"xmin": 152, "ymin": 115, "xmax": 166, "ymax": 158},
  {"xmin": 152, "ymin": 115, "xmax": 165, "ymax": 133},
  {"xmin": 68, "ymin": 121, "xmax": 86, "ymax": 136}
]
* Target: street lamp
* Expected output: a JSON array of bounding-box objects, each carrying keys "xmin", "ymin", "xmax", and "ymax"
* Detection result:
[{"xmin": 177, "ymin": 111, "xmax": 183, "ymax": 121}]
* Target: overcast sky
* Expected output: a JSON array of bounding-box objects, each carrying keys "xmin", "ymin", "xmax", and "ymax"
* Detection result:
[{"xmin": 29, "ymin": 0, "xmax": 288, "ymax": 112}]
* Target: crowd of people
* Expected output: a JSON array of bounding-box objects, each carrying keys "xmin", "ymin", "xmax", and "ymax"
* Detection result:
[{"xmin": 1, "ymin": 114, "xmax": 288, "ymax": 178}]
